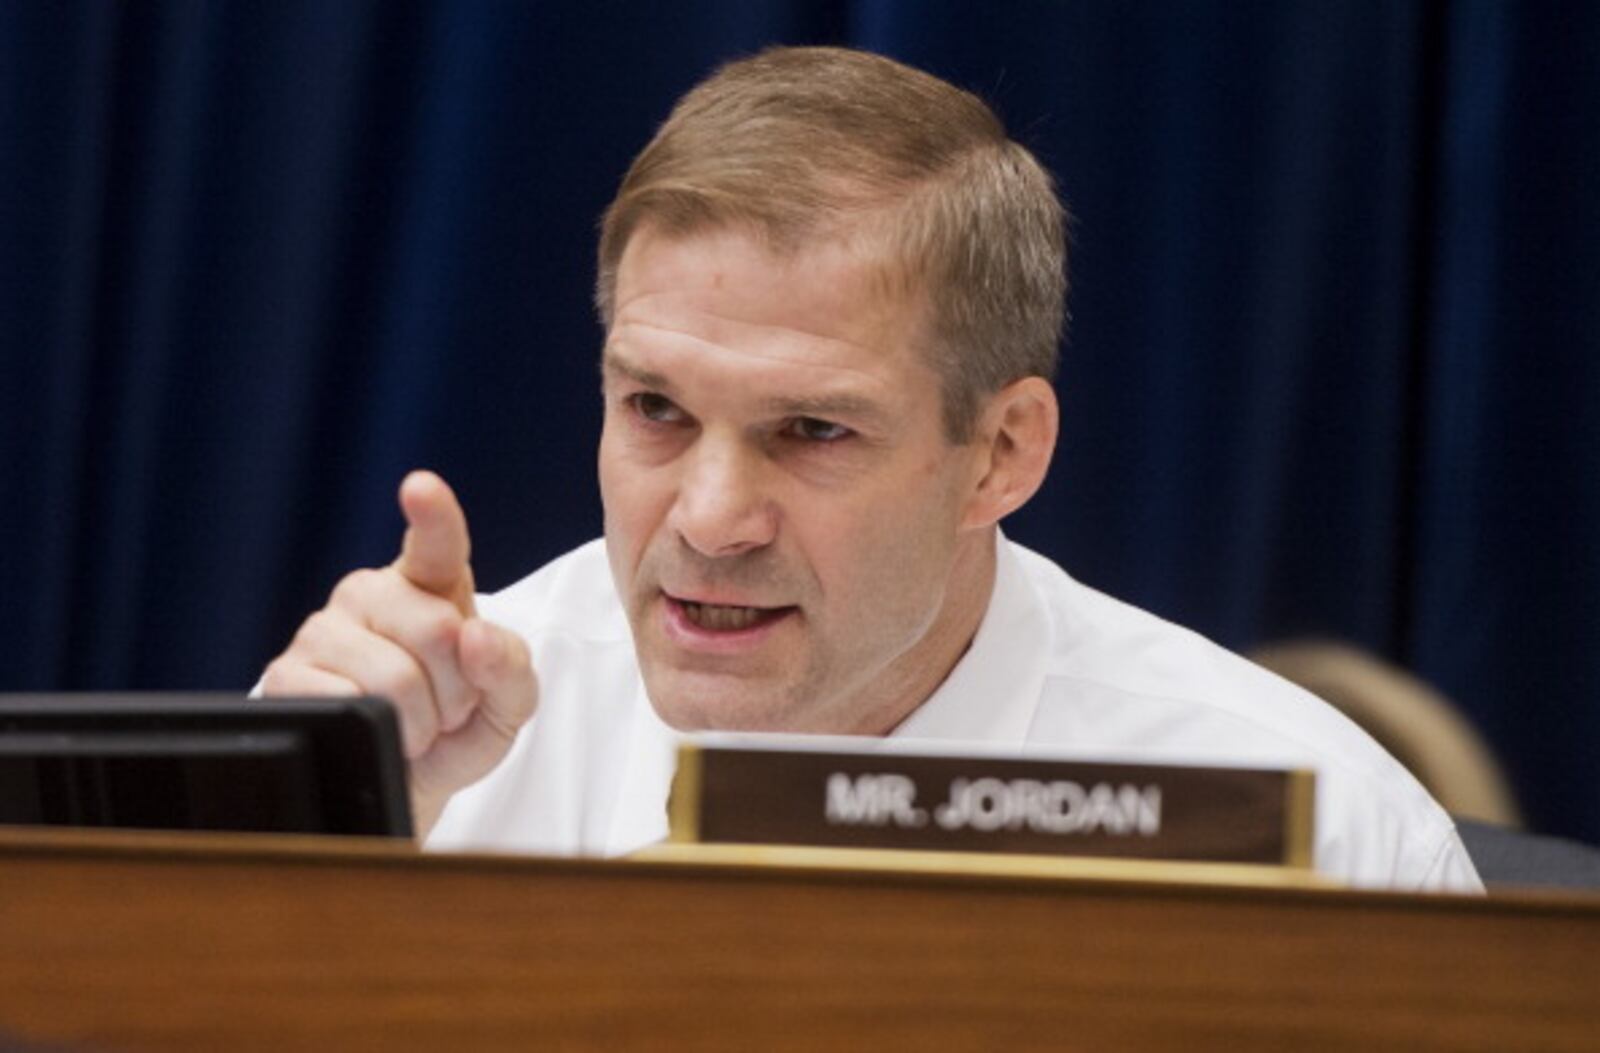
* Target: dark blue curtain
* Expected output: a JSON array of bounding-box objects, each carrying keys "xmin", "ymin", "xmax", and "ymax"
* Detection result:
[{"xmin": 3, "ymin": 2, "xmax": 1596, "ymax": 843}]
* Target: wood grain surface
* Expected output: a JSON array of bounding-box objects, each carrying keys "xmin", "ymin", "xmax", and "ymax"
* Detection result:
[{"xmin": 0, "ymin": 827, "xmax": 1595, "ymax": 1051}]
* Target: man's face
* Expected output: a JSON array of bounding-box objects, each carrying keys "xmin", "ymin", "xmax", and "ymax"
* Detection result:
[{"xmin": 598, "ymin": 225, "xmax": 994, "ymax": 735}]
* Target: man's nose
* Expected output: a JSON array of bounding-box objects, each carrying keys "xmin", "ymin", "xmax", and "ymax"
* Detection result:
[{"xmin": 668, "ymin": 432, "xmax": 778, "ymax": 558}]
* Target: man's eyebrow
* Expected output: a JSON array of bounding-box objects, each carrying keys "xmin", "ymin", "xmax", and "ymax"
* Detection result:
[
  {"xmin": 601, "ymin": 351, "xmax": 673, "ymax": 394},
  {"xmin": 603, "ymin": 349, "xmax": 889, "ymax": 426},
  {"xmin": 761, "ymin": 393, "xmax": 888, "ymax": 425}
]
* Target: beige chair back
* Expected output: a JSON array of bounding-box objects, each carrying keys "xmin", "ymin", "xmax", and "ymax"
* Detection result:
[{"xmin": 1250, "ymin": 639, "xmax": 1523, "ymax": 827}]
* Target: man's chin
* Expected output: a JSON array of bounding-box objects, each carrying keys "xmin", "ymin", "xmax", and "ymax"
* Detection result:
[{"xmin": 640, "ymin": 666, "xmax": 801, "ymax": 733}]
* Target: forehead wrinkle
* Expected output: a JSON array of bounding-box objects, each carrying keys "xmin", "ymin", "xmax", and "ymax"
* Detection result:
[
  {"xmin": 609, "ymin": 318, "xmax": 900, "ymax": 389},
  {"xmin": 613, "ymin": 285, "xmax": 899, "ymax": 362}
]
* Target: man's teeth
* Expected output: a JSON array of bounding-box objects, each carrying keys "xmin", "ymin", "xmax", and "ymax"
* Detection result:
[{"xmin": 681, "ymin": 601, "xmax": 769, "ymax": 631}]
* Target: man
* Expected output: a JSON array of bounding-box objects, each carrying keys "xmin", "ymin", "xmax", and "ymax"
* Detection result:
[{"xmin": 262, "ymin": 47, "xmax": 1481, "ymax": 890}]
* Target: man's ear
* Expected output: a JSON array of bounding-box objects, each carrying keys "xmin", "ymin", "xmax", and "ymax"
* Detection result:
[{"xmin": 960, "ymin": 376, "xmax": 1059, "ymax": 530}]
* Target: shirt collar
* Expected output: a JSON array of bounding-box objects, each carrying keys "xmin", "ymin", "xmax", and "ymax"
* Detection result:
[{"xmin": 889, "ymin": 530, "xmax": 1049, "ymax": 746}]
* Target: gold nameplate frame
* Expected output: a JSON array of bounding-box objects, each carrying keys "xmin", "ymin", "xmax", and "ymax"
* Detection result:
[{"xmin": 668, "ymin": 740, "xmax": 1315, "ymax": 869}]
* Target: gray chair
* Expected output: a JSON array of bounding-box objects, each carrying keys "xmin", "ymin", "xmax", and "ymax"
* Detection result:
[{"xmin": 1454, "ymin": 818, "xmax": 1600, "ymax": 890}]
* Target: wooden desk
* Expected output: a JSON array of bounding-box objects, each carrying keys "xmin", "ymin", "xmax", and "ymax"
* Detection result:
[{"xmin": 0, "ymin": 827, "xmax": 1595, "ymax": 1050}]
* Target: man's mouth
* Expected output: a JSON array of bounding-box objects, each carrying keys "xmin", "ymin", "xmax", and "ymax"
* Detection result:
[{"xmin": 670, "ymin": 596, "xmax": 794, "ymax": 633}]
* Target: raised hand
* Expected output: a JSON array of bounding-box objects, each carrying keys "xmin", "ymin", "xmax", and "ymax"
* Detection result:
[{"xmin": 261, "ymin": 471, "xmax": 538, "ymax": 836}]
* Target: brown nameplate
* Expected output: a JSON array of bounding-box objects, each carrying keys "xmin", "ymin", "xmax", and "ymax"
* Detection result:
[{"xmin": 669, "ymin": 740, "xmax": 1314, "ymax": 868}]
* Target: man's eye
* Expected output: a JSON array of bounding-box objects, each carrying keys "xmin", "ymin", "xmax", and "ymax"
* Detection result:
[
  {"xmin": 786, "ymin": 417, "xmax": 853, "ymax": 443},
  {"xmin": 629, "ymin": 392, "xmax": 685, "ymax": 424}
]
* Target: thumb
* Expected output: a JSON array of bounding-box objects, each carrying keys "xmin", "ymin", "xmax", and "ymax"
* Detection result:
[{"xmin": 394, "ymin": 470, "xmax": 476, "ymax": 615}]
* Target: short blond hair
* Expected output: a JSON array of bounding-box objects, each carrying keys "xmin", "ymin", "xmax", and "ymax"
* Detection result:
[{"xmin": 597, "ymin": 46, "xmax": 1067, "ymax": 441}]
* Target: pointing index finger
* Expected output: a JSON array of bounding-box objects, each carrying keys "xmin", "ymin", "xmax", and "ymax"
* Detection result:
[{"xmin": 394, "ymin": 470, "xmax": 476, "ymax": 615}]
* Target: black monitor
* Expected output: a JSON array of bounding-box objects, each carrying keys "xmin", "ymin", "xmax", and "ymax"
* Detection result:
[{"xmin": 0, "ymin": 694, "xmax": 412, "ymax": 838}]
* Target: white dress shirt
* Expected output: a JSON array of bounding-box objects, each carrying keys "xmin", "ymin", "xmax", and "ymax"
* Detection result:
[{"xmin": 427, "ymin": 534, "xmax": 1483, "ymax": 891}]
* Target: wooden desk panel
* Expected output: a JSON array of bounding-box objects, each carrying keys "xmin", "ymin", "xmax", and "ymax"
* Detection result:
[{"xmin": 0, "ymin": 828, "xmax": 1595, "ymax": 1051}]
